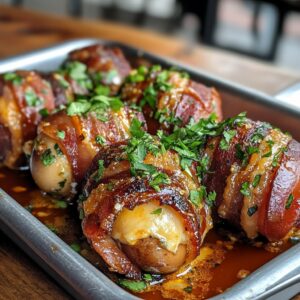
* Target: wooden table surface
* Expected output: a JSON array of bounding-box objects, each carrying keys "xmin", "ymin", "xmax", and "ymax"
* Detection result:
[{"xmin": 0, "ymin": 4, "xmax": 299, "ymax": 299}]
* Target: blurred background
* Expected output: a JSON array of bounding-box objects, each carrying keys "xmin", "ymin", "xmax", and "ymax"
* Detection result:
[{"xmin": 0, "ymin": 0, "xmax": 299, "ymax": 71}]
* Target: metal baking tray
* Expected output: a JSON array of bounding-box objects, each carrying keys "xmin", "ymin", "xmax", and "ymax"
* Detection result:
[{"xmin": 0, "ymin": 39, "xmax": 299, "ymax": 300}]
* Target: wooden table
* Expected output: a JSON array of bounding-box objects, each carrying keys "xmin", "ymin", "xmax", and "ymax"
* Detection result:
[{"xmin": 0, "ymin": 4, "xmax": 299, "ymax": 299}]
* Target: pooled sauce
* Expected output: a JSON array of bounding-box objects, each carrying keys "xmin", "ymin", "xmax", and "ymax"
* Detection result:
[{"xmin": 0, "ymin": 167, "xmax": 290, "ymax": 299}]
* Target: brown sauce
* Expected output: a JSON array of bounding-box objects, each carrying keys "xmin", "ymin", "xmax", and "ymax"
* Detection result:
[{"xmin": 0, "ymin": 167, "xmax": 290, "ymax": 299}]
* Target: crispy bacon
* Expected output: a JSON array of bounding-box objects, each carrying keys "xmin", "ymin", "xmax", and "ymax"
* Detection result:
[
  {"xmin": 204, "ymin": 119, "xmax": 299, "ymax": 241},
  {"xmin": 121, "ymin": 70, "xmax": 222, "ymax": 134},
  {"xmin": 68, "ymin": 44, "xmax": 131, "ymax": 95},
  {"xmin": 0, "ymin": 71, "xmax": 55, "ymax": 168},
  {"xmin": 80, "ymin": 143, "xmax": 211, "ymax": 279},
  {"xmin": 32, "ymin": 107, "xmax": 145, "ymax": 195}
]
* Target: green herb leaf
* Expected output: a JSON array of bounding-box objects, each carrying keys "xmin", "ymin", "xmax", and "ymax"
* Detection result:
[
  {"xmin": 53, "ymin": 200, "xmax": 68, "ymax": 209},
  {"xmin": 189, "ymin": 188, "xmax": 205, "ymax": 207},
  {"xmin": 151, "ymin": 208, "xmax": 162, "ymax": 215},
  {"xmin": 70, "ymin": 243, "xmax": 81, "ymax": 253},
  {"xmin": 41, "ymin": 149, "xmax": 55, "ymax": 166},
  {"xmin": 207, "ymin": 191, "xmax": 217, "ymax": 207},
  {"xmin": 95, "ymin": 135, "xmax": 106, "ymax": 145},
  {"xmin": 93, "ymin": 160, "xmax": 105, "ymax": 182},
  {"xmin": 57, "ymin": 130, "xmax": 65, "ymax": 140},
  {"xmin": 240, "ymin": 182, "xmax": 251, "ymax": 197},
  {"xmin": 39, "ymin": 108, "xmax": 49, "ymax": 117},
  {"xmin": 252, "ymin": 174, "xmax": 261, "ymax": 188},
  {"xmin": 25, "ymin": 89, "xmax": 43, "ymax": 107},
  {"xmin": 285, "ymin": 194, "xmax": 294, "ymax": 209},
  {"xmin": 143, "ymin": 274, "xmax": 152, "ymax": 281},
  {"xmin": 220, "ymin": 129, "xmax": 237, "ymax": 150},
  {"xmin": 3, "ymin": 72, "xmax": 23, "ymax": 85},
  {"xmin": 95, "ymin": 84, "xmax": 110, "ymax": 96},
  {"xmin": 149, "ymin": 172, "xmax": 170, "ymax": 191},
  {"xmin": 118, "ymin": 279, "xmax": 147, "ymax": 292}
]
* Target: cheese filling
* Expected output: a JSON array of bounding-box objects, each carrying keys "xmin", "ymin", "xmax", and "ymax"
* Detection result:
[{"xmin": 112, "ymin": 201, "xmax": 187, "ymax": 253}]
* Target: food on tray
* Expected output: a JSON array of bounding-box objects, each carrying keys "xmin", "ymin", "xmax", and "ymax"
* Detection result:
[
  {"xmin": 30, "ymin": 100, "xmax": 144, "ymax": 197},
  {"xmin": 0, "ymin": 45, "xmax": 131, "ymax": 169},
  {"xmin": 121, "ymin": 65, "xmax": 222, "ymax": 134},
  {"xmin": 203, "ymin": 119, "xmax": 300, "ymax": 241},
  {"xmin": 0, "ymin": 43, "xmax": 299, "ymax": 300}
]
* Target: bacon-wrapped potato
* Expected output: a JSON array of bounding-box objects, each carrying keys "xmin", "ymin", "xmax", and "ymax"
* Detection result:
[
  {"xmin": 67, "ymin": 44, "xmax": 131, "ymax": 95},
  {"xmin": 0, "ymin": 71, "xmax": 55, "ymax": 169},
  {"xmin": 30, "ymin": 97, "xmax": 145, "ymax": 198},
  {"xmin": 203, "ymin": 118, "xmax": 300, "ymax": 241},
  {"xmin": 0, "ymin": 45, "xmax": 131, "ymax": 169},
  {"xmin": 121, "ymin": 65, "xmax": 222, "ymax": 134},
  {"xmin": 80, "ymin": 138, "xmax": 211, "ymax": 279}
]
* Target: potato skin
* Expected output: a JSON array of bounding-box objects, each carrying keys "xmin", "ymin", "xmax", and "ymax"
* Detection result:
[{"xmin": 121, "ymin": 238, "xmax": 187, "ymax": 274}]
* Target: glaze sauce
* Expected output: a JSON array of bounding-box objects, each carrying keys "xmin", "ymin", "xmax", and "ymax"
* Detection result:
[{"xmin": 0, "ymin": 167, "xmax": 289, "ymax": 299}]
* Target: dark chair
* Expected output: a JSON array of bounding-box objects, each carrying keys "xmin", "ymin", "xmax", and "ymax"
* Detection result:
[{"xmin": 178, "ymin": 0, "xmax": 300, "ymax": 61}]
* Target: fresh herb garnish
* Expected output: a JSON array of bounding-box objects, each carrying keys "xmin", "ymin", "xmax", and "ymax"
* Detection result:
[
  {"xmin": 66, "ymin": 95, "xmax": 123, "ymax": 119},
  {"xmin": 240, "ymin": 182, "xmax": 251, "ymax": 197},
  {"xmin": 149, "ymin": 172, "xmax": 170, "ymax": 191},
  {"xmin": 3, "ymin": 72, "xmax": 23, "ymax": 85},
  {"xmin": 70, "ymin": 243, "xmax": 81, "ymax": 253},
  {"xmin": 220, "ymin": 129, "xmax": 236, "ymax": 150},
  {"xmin": 189, "ymin": 188, "xmax": 205, "ymax": 207},
  {"xmin": 118, "ymin": 279, "xmax": 147, "ymax": 292},
  {"xmin": 53, "ymin": 200, "xmax": 68, "ymax": 209},
  {"xmin": 39, "ymin": 108, "xmax": 49, "ymax": 117},
  {"xmin": 93, "ymin": 160, "xmax": 105, "ymax": 182},
  {"xmin": 95, "ymin": 135, "xmax": 106, "ymax": 145},
  {"xmin": 151, "ymin": 208, "xmax": 162, "ymax": 215},
  {"xmin": 40, "ymin": 149, "xmax": 55, "ymax": 166},
  {"xmin": 62, "ymin": 61, "xmax": 92, "ymax": 90},
  {"xmin": 285, "ymin": 194, "xmax": 294, "ymax": 209},
  {"xmin": 25, "ymin": 89, "xmax": 43, "ymax": 107},
  {"xmin": 95, "ymin": 84, "xmax": 110, "ymax": 96},
  {"xmin": 252, "ymin": 174, "xmax": 261, "ymax": 188}
]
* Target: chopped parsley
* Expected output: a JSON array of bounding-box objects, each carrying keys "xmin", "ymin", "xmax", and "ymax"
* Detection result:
[
  {"xmin": 285, "ymin": 194, "xmax": 294, "ymax": 209},
  {"xmin": 240, "ymin": 182, "xmax": 251, "ymax": 197},
  {"xmin": 53, "ymin": 200, "xmax": 68, "ymax": 209},
  {"xmin": 3, "ymin": 72, "xmax": 23, "ymax": 85},
  {"xmin": 95, "ymin": 135, "xmax": 106, "ymax": 145},
  {"xmin": 40, "ymin": 149, "xmax": 55, "ymax": 166},
  {"xmin": 62, "ymin": 61, "xmax": 93, "ymax": 90},
  {"xmin": 118, "ymin": 279, "xmax": 147, "ymax": 292},
  {"xmin": 39, "ymin": 108, "xmax": 49, "ymax": 117},
  {"xmin": 189, "ymin": 188, "xmax": 205, "ymax": 207},
  {"xmin": 151, "ymin": 208, "xmax": 162, "ymax": 215},
  {"xmin": 66, "ymin": 95, "xmax": 123, "ymax": 119},
  {"xmin": 70, "ymin": 243, "xmax": 81, "ymax": 253},
  {"xmin": 220, "ymin": 129, "xmax": 237, "ymax": 150},
  {"xmin": 143, "ymin": 274, "xmax": 152, "ymax": 281},
  {"xmin": 149, "ymin": 172, "xmax": 170, "ymax": 191},
  {"xmin": 25, "ymin": 89, "xmax": 43, "ymax": 107},
  {"xmin": 93, "ymin": 160, "xmax": 105, "ymax": 182},
  {"xmin": 252, "ymin": 174, "xmax": 261, "ymax": 188},
  {"xmin": 57, "ymin": 130, "xmax": 65, "ymax": 140},
  {"xmin": 95, "ymin": 84, "xmax": 110, "ymax": 96}
]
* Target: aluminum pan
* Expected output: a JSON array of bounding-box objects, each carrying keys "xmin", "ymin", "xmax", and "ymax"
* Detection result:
[{"xmin": 0, "ymin": 39, "xmax": 299, "ymax": 299}]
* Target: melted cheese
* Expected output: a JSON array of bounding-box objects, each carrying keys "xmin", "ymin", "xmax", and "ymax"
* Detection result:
[{"xmin": 112, "ymin": 201, "xmax": 187, "ymax": 253}]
